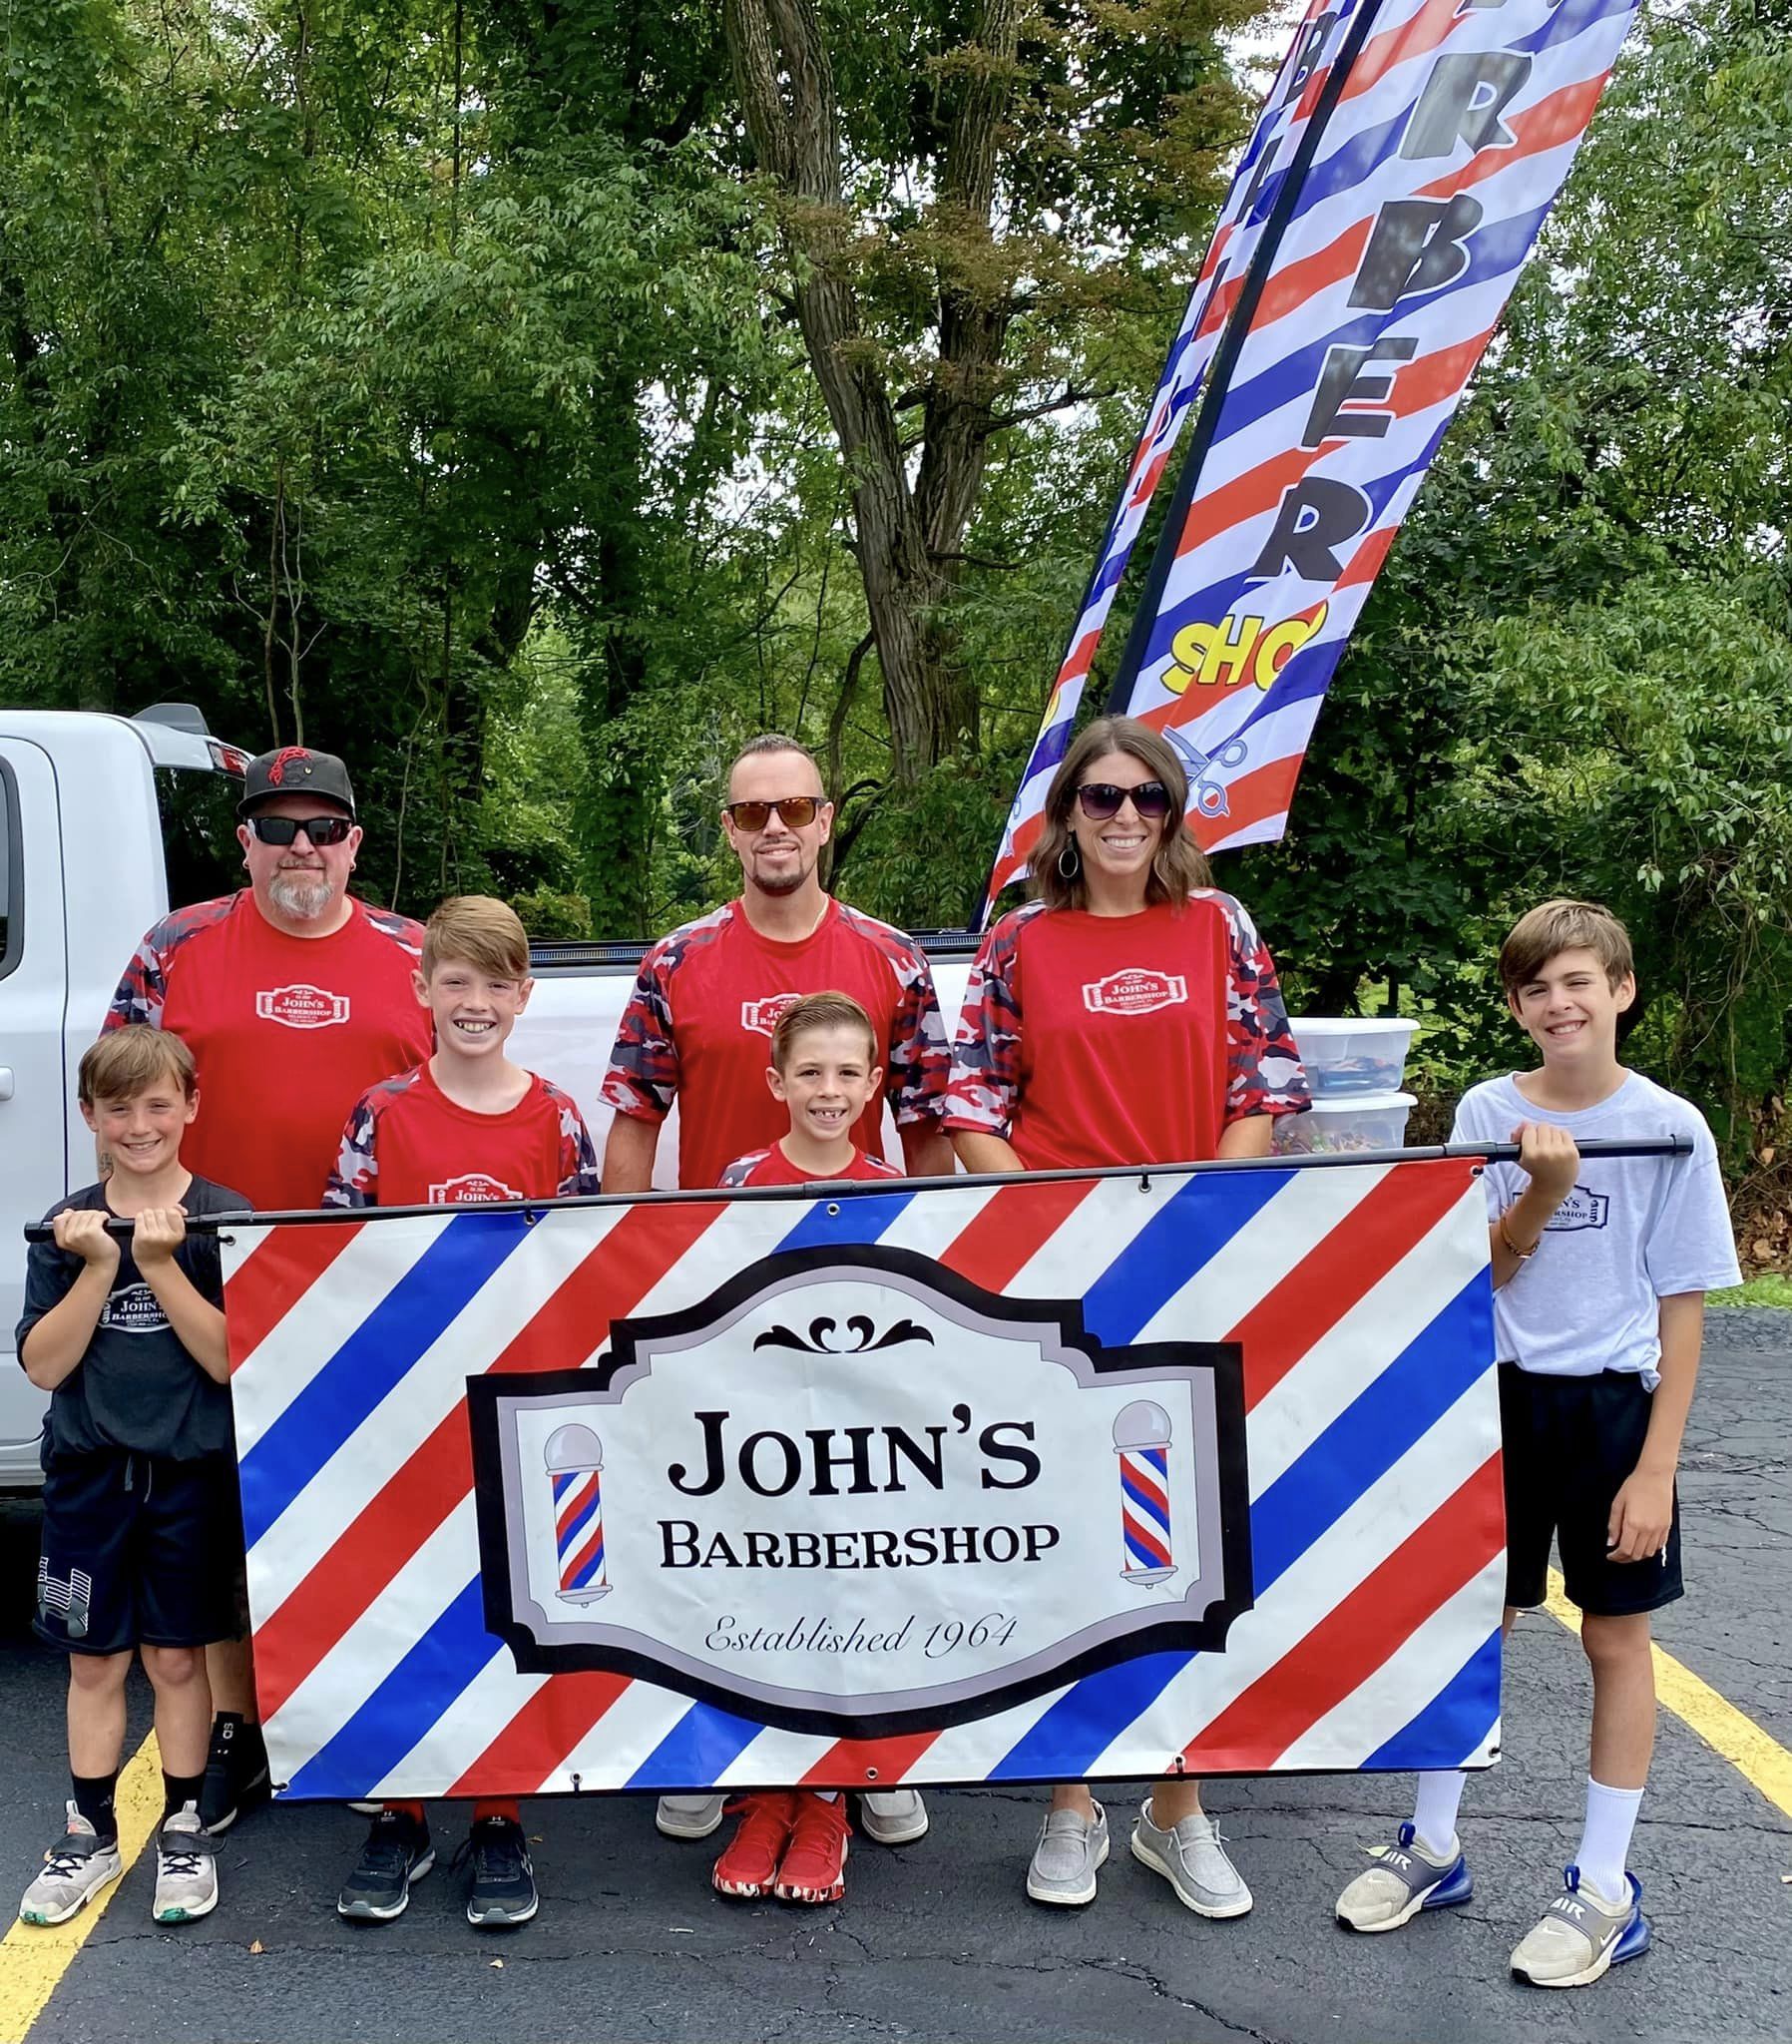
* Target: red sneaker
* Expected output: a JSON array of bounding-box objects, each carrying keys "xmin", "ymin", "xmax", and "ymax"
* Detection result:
[
  {"xmin": 774, "ymin": 1791, "xmax": 850, "ymax": 1904},
  {"xmin": 712, "ymin": 1792, "xmax": 796, "ymax": 1898}
]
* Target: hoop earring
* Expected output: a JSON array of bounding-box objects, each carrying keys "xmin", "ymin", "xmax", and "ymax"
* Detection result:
[{"xmin": 1057, "ymin": 840, "xmax": 1081, "ymax": 881}]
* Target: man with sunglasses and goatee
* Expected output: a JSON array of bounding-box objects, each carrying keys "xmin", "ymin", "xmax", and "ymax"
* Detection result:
[
  {"xmin": 104, "ymin": 747, "xmax": 432, "ymax": 1832},
  {"xmin": 602, "ymin": 735, "xmax": 953, "ymax": 1859},
  {"xmin": 601, "ymin": 734, "xmax": 954, "ymax": 1198}
]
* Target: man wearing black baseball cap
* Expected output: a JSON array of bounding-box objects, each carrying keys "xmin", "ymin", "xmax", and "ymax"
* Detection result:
[{"xmin": 103, "ymin": 746, "xmax": 433, "ymax": 1830}]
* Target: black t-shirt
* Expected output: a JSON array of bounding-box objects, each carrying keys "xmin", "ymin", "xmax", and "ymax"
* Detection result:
[{"xmin": 18, "ymin": 1175, "xmax": 245, "ymax": 1462}]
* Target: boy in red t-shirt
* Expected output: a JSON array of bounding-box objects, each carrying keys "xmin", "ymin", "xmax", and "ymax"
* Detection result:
[
  {"xmin": 708, "ymin": 993, "xmax": 916, "ymax": 1905},
  {"xmin": 324, "ymin": 897, "xmax": 599, "ymax": 1931}
]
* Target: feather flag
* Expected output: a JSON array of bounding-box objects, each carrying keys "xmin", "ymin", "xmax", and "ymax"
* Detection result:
[
  {"xmin": 983, "ymin": 0, "xmax": 1641, "ymax": 913},
  {"xmin": 977, "ymin": 0, "xmax": 1368, "ymax": 925}
]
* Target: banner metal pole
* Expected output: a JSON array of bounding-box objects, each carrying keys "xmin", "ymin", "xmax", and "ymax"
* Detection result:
[{"xmin": 24, "ymin": 1136, "xmax": 1693, "ymax": 1242}]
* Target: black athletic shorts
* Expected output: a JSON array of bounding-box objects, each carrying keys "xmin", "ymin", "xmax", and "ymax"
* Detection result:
[
  {"xmin": 1499, "ymin": 1364, "xmax": 1683, "ymax": 1618},
  {"xmin": 36, "ymin": 1449, "xmax": 241, "ymax": 1656}
]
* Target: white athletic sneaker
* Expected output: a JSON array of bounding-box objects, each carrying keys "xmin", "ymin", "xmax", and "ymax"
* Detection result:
[
  {"xmin": 18, "ymin": 1804, "xmax": 123, "ymax": 1926},
  {"xmin": 1129, "ymin": 1797, "xmax": 1253, "ymax": 1918},
  {"xmin": 152, "ymin": 1804, "xmax": 220, "ymax": 1924},
  {"xmin": 858, "ymin": 1789, "xmax": 929, "ymax": 1845},
  {"xmin": 656, "ymin": 1793, "xmax": 726, "ymax": 1839}
]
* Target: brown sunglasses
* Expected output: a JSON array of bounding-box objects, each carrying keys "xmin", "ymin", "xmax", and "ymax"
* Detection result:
[{"xmin": 724, "ymin": 796, "xmax": 822, "ymax": 830}]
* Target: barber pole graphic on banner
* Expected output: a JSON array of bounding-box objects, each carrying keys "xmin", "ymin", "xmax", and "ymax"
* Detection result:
[
  {"xmin": 223, "ymin": 1158, "xmax": 1503, "ymax": 1797},
  {"xmin": 982, "ymin": 0, "xmax": 1641, "ymax": 914},
  {"xmin": 978, "ymin": 0, "xmax": 1365, "ymax": 924}
]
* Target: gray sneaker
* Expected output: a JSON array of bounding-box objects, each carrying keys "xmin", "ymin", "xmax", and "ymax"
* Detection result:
[
  {"xmin": 19, "ymin": 1804, "xmax": 123, "ymax": 1926},
  {"xmin": 859, "ymin": 1789, "xmax": 928, "ymax": 1845},
  {"xmin": 1129, "ymin": 1796, "xmax": 1253, "ymax": 1918},
  {"xmin": 1511, "ymin": 1866, "xmax": 1649, "ymax": 1987},
  {"xmin": 152, "ymin": 1804, "xmax": 220, "ymax": 1924},
  {"xmin": 1026, "ymin": 1801, "xmax": 1109, "ymax": 1906},
  {"xmin": 655, "ymin": 1793, "xmax": 725, "ymax": 1839}
]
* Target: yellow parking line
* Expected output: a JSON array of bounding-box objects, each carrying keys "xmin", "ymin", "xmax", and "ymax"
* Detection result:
[
  {"xmin": 0, "ymin": 1734, "xmax": 163, "ymax": 2044},
  {"xmin": 1545, "ymin": 1571, "xmax": 1792, "ymax": 1822}
]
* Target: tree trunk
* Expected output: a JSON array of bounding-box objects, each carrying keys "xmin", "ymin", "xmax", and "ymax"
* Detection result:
[{"xmin": 723, "ymin": 0, "xmax": 1022, "ymax": 778}]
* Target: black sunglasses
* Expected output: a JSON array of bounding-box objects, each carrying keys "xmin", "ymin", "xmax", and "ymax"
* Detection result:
[
  {"xmin": 1075, "ymin": 780, "xmax": 1173, "ymax": 821},
  {"xmin": 725, "ymin": 795, "xmax": 822, "ymax": 831},
  {"xmin": 246, "ymin": 813, "xmax": 355, "ymax": 847}
]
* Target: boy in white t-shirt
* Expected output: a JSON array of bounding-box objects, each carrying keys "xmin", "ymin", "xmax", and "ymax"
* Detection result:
[{"xmin": 1335, "ymin": 900, "xmax": 1739, "ymax": 1987}]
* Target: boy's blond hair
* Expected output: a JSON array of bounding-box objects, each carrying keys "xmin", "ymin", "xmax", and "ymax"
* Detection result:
[
  {"xmin": 1499, "ymin": 898, "xmax": 1634, "ymax": 996},
  {"xmin": 422, "ymin": 895, "xmax": 530, "ymax": 980},
  {"xmin": 79, "ymin": 1025, "xmax": 197, "ymax": 1105},
  {"xmin": 770, "ymin": 991, "xmax": 878, "ymax": 1072}
]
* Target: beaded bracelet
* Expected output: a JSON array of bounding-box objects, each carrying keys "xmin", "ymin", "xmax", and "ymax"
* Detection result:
[{"xmin": 1499, "ymin": 1211, "xmax": 1540, "ymax": 1262}]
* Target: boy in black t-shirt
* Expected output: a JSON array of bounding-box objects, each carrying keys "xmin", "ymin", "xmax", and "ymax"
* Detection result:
[{"xmin": 15, "ymin": 1027, "xmax": 247, "ymax": 1930}]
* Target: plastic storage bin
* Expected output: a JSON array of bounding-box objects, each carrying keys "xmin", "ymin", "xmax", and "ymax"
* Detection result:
[
  {"xmin": 1286, "ymin": 1016, "xmax": 1419, "ymax": 1097},
  {"xmin": 1274, "ymin": 1091, "xmax": 1416, "ymax": 1156}
]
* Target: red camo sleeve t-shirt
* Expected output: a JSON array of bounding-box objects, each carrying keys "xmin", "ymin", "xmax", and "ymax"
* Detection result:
[
  {"xmin": 717, "ymin": 1145, "xmax": 906, "ymax": 1190},
  {"xmin": 943, "ymin": 892, "xmax": 1310, "ymax": 1171},
  {"xmin": 601, "ymin": 897, "xmax": 949, "ymax": 1190},
  {"xmin": 324, "ymin": 1065, "xmax": 601, "ymax": 1208},
  {"xmin": 106, "ymin": 892, "xmax": 435, "ymax": 1209}
]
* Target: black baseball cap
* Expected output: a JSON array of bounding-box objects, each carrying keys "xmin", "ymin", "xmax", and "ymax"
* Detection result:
[{"xmin": 237, "ymin": 747, "xmax": 357, "ymax": 819}]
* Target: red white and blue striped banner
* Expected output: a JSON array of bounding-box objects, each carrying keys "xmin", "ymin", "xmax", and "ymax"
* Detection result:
[
  {"xmin": 978, "ymin": 0, "xmax": 1364, "ymax": 924},
  {"xmin": 982, "ymin": 0, "xmax": 1640, "ymax": 911},
  {"xmin": 224, "ymin": 1158, "xmax": 1503, "ymax": 1797}
]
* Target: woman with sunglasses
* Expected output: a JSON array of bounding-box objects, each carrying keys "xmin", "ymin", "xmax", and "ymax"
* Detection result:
[{"xmin": 945, "ymin": 714, "xmax": 1309, "ymax": 1919}]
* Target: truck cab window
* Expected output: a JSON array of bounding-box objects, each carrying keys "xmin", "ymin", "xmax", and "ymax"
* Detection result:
[{"xmin": 156, "ymin": 766, "xmax": 246, "ymax": 908}]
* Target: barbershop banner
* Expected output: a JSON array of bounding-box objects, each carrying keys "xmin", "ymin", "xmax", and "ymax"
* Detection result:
[
  {"xmin": 983, "ymin": 0, "xmax": 1641, "ymax": 915},
  {"xmin": 223, "ymin": 1160, "xmax": 1503, "ymax": 1798}
]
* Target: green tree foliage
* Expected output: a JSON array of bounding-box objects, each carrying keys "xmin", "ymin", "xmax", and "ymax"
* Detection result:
[{"xmin": 1, "ymin": 0, "xmax": 1787, "ymax": 1162}]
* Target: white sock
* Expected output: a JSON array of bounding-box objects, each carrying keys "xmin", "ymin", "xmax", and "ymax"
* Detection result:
[
  {"xmin": 1574, "ymin": 1778, "xmax": 1642, "ymax": 1902},
  {"xmin": 1409, "ymin": 1771, "xmax": 1467, "ymax": 1859}
]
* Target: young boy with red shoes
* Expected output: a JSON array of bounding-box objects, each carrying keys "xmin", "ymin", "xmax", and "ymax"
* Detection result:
[
  {"xmin": 705, "ymin": 992, "xmax": 919, "ymax": 1904},
  {"xmin": 323, "ymin": 896, "xmax": 600, "ymax": 1927}
]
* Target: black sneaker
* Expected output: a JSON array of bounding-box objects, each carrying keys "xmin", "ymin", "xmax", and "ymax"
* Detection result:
[
  {"xmin": 336, "ymin": 1810, "xmax": 435, "ymax": 1922},
  {"xmin": 456, "ymin": 1816, "xmax": 539, "ymax": 1929},
  {"xmin": 198, "ymin": 1714, "xmax": 270, "ymax": 1835}
]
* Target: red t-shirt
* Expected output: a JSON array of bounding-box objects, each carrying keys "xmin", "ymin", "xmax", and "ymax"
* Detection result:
[
  {"xmin": 106, "ymin": 891, "xmax": 433, "ymax": 1210},
  {"xmin": 943, "ymin": 893, "xmax": 1310, "ymax": 1171},
  {"xmin": 323, "ymin": 1063, "xmax": 600, "ymax": 1208},
  {"xmin": 718, "ymin": 1145, "xmax": 905, "ymax": 1189},
  {"xmin": 602, "ymin": 897, "xmax": 948, "ymax": 1191}
]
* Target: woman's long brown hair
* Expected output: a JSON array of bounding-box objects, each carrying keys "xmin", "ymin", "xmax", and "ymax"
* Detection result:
[{"xmin": 1029, "ymin": 716, "xmax": 1213, "ymax": 911}]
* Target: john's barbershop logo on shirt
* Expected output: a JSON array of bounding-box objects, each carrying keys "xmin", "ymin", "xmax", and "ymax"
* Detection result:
[
  {"xmin": 430, "ymin": 1173, "xmax": 526, "ymax": 1204},
  {"xmin": 740, "ymin": 994, "xmax": 801, "ymax": 1039},
  {"xmin": 1546, "ymin": 1185, "xmax": 1611, "ymax": 1234},
  {"xmin": 255, "ymin": 983, "xmax": 351, "ymax": 1030},
  {"xmin": 1082, "ymin": 969, "xmax": 1188, "ymax": 1018},
  {"xmin": 99, "ymin": 1281, "xmax": 171, "ymax": 1335}
]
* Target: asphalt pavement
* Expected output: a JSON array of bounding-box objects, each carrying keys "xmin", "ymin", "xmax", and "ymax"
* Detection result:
[{"xmin": 2, "ymin": 1310, "xmax": 1788, "ymax": 2044}]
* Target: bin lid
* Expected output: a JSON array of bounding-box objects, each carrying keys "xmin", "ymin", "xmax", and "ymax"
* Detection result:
[
  {"xmin": 1285, "ymin": 1016, "xmax": 1418, "ymax": 1038},
  {"xmin": 1303, "ymin": 1090, "xmax": 1417, "ymax": 1114}
]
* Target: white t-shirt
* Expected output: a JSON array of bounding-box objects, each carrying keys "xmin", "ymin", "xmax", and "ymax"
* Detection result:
[{"xmin": 1452, "ymin": 1071, "xmax": 1741, "ymax": 1385}]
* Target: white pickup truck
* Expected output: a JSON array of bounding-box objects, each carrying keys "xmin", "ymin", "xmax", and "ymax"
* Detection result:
[{"xmin": 0, "ymin": 707, "xmax": 981, "ymax": 1486}]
